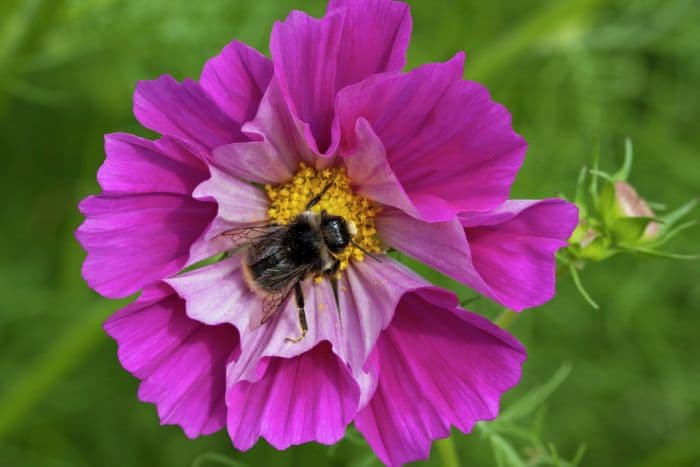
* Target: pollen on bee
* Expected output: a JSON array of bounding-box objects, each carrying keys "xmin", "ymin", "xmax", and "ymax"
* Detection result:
[{"xmin": 265, "ymin": 163, "xmax": 382, "ymax": 277}]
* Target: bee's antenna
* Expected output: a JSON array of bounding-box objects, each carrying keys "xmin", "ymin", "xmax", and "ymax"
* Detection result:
[
  {"xmin": 351, "ymin": 240, "xmax": 383, "ymax": 263},
  {"xmin": 306, "ymin": 175, "xmax": 337, "ymax": 210}
]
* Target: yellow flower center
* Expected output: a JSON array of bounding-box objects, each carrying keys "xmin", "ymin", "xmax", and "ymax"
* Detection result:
[{"xmin": 265, "ymin": 163, "xmax": 382, "ymax": 276}]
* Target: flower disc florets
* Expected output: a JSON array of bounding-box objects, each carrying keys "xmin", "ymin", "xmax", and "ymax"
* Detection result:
[{"xmin": 265, "ymin": 163, "xmax": 382, "ymax": 272}]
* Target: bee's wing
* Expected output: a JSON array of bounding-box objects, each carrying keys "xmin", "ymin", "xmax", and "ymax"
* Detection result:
[
  {"xmin": 221, "ymin": 224, "xmax": 283, "ymax": 251},
  {"xmin": 259, "ymin": 267, "xmax": 310, "ymax": 325}
]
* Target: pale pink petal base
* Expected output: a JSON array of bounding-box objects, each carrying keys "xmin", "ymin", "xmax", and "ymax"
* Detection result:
[
  {"xmin": 337, "ymin": 259, "xmax": 456, "ymax": 381},
  {"xmin": 356, "ymin": 292, "xmax": 526, "ymax": 466},
  {"xmin": 104, "ymin": 284, "xmax": 238, "ymax": 438}
]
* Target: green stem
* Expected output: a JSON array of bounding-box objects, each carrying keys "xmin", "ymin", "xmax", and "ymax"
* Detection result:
[
  {"xmin": 495, "ymin": 309, "xmax": 518, "ymax": 329},
  {"xmin": 436, "ymin": 435, "xmax": 460, "ymax": 467}
]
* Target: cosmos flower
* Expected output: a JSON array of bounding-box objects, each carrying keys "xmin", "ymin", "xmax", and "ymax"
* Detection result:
[{"xmin": 76, "ymin": 0, "xmax": 578, "ymax": 465}]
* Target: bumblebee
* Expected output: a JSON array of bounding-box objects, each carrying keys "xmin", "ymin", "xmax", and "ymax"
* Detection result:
[{"xmin": 224, "ymin": 180, "xmax": 375, "ymax": 343}]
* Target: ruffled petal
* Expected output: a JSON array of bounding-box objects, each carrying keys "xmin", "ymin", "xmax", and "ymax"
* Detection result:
[
  {"xmin": 212, "ymin": 79, "xmax": 318, "ymax": 185},
  {"xmin": 459, "ymin": 199, "xmax": 579, "ymax": 310},
  {"xmin": 377, "ymin": 199, "xmax": 577, "ymax": 310},
  {"xmin": 326, "ymin": 0, "xmax": 411, "ymax": 84},
  {"xmin": 335, "ymin": 54, "xmax": 526, "ymax": 221},
  {"xmin": 355, "ymin": 292, "xmax": 526, "ymax": 466},
  {"xmin": 166, "ymin": 256, "xmax": 256, "ymax": 328},
  {"xmin": 188, "ymin": 165, "xmax": 270, "ymax": 260},
  {"xmin": 336, "ymin": 259, "xmax": 455, "ymax": 377},
  {"xmin": 226, "ymin": 342, "xmax": 359, "ymax": 450},
  {"xmin": 104, "ymin": 283, "xmax": 238, "ymax": 438},
  {"xmin": 76, "ymin": 194, "xmax": 215, "ymax": 298},
  {"xmin": 199, "ymin": 40, "xmax": 273, "ymax": 126},
  {"xmin": 99, "ymin": 134, "xmax": 207, "ymax": 195},
  {"xmin": 230, "ymin": 278, "xmax": 343, "ymax": 383},
  {"xmin": 270, "ymin": 10, "xmax": 345, "ymax": 153},
  {"xmin": 133, "ymin": 75, "xmax": 243, "ymax": 151},
  {"xmin": 167, "ymin": 257, "xmax": 343, "ymax": 383},
  {"xmin": 271, "ymin": 0, "xmax": 410, "ymax": 153},
  {"xmin": 343, "ymin": 119, "xmax": 419, "ymax": 218}
]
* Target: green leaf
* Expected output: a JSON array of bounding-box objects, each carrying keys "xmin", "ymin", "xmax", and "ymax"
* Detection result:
[
  {"xmin": 652, "ymin": 220, "xmax": 699, "ymax": 247},
  {"xmin": 608, "ymin": 217, "xmax": 653, "ymax": 243},
  {"xmin": 618, "ymin": 245, "xmax": 700, "ymax": 260},
  {"xmin": 569, "ymin": 266, "xmax": 600, "ymax": 309},
  {"xmin": 660, "ymin": 198, "xmax": 698, "ymax": 227},
  {"xmin": 490, "ymin": 434, "xmax": 526, "ymax": 467},
  {"xmin": 612, "ymin": 137, "xmax": 634, "ymax": 181},
  {"xmin": 596, "ymin": 181, "xmax": 617, "ymax": 225}
]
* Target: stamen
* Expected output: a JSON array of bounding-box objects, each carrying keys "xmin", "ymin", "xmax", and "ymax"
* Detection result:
[{"xmin": 265, "ymin": 163, "xmax": 382, "ymax": 276}]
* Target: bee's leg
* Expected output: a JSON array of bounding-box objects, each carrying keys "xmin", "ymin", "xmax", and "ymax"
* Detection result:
[
  {"xmin": 285, "ymin": 282, "xmax": 308, "ymax": 344},
  {"xmin": 325, "ymin": 258, "xmax": 341, "ymax": 278},
  {"xmin": 305, "ymin": 178, "xmax": 336, "ymax": 210}
]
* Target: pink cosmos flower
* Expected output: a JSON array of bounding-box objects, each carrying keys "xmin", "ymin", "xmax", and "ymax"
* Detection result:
[{"xmin": 76, "ymin": 0, "xmax": 579, "ymax": 465}]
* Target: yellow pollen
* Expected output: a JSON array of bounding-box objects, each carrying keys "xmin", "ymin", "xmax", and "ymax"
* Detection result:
[{"xmin": 265, "ymin": 163, "xmax": 382, "ymax": 277}]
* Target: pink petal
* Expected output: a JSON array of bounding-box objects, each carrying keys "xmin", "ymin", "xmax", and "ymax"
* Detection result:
[
  {"xmin": 326, "ymin": 0, "xmax": 411, "ymax": 84},
  {"xmin": 377, "ymin": 200, "xmax": 577, "ymax": 311},
  {"xmin": 355, "ymin": 292, "xmax": 526, "ymax": 466},
  {"xmin": 104, "ymin": 283, "xmax": 238, "ymax": 438},
  {"xmin": 133, "ymin": 75, "xmax": 243, "ymax": 151},
  {"xmin": 77, "ymin": 194, "xmax": 215, "ymax": 298},
  {"xmin": 343, "ymin": 118, "xmax": 419, "ymax": 218},
  {"xmin": 167, "ymin": 257, "xmax": 343, "ymax": 383},
  {"xmin": 459, "ymin": 199, "xmax": 579, "ymax": 310},
  {"xmin": 199, "ymin": 40, "xmax": 273, "ymax": 126},
  {"xmin": 227, "ymin": 277, "xmax": 343, "ymax": 384},
  {"xmin": 271, "ymin": 0, "xmax": 410, "ymax": 153},
  {"xmin": 336, "ymin": 259, "xmax": 455, "ymax": 378},
  {"xmin": 336, "ymin": 54, "xmax": 526, "ymax": 221},
  {"xmin": 212, "ymin": 79, "xmax": 323, "ymax": 185},
  {"xmin": 270, "ymin": 10, "xmax": 345, "ymax": 153},
  {"xmin": 99, "ymin": 134, "xmax": 207, "ymax": 195},
  {"xmin": 226, "ymin": 342, "xmax": 359, "ymax": 450}
]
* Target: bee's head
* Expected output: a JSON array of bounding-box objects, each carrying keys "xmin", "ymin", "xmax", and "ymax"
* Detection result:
[{"xmin": 320, "ymin": 214, "xmax": 355, "ymax": 254}]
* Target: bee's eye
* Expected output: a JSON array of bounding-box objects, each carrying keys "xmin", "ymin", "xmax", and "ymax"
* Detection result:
[{"xmin": 322, "ymin": 216, "xmax": 351, "ymax": 254}]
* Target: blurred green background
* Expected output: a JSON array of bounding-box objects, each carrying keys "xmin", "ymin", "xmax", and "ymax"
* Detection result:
[{"xmin": 1, "ymin": 0, "xmax": 698, "ymax": 466}]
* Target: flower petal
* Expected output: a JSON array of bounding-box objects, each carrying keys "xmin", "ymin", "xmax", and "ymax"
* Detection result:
[
  {"xmin": 189, "ymin": 165, "xmax": 270, "ymax": 260},
  {"xmin": 167, "ymin": 257, "xmax": 343, "ymax": 382},
  {"xmin": 459, "ymin": 199, "xmax": 579, "ymax": 310},
  {"xmin": 212, "ymin": 79, "xmax": 318, "ymax": 185},
  {"xmin": 221, "ymin": 266, "xmax": 343, "ymax": 384},
  {"xmin": 336, "ymin": 258, "xmax": 455, "ymax": 377},
  {"xmin": 77, "ymin": 194, "xmax": 215, "ymax": 298},
  {"xmin": 343, "ymin": 118, "xmax": 420, "ymax": 218},
  {"xmin": 133, "ymin": 75, "xmax": 243, "ymax": 151},
  {"xmin": 98, "ymin": 134, "xmax": 207, "ymax": 195},
  {"xmin": 336, "ymin": 54, "xmax": 526, "ymax": 221},
  {"xmin": 377, "ymin": 200, "xmax": 577, "ymax": 310},
  {"xmin": 226, "ymin": 342, "xmax": 359, "ymax": 450},
  {"xmin": 199, "ymin": 40, "xmax": 273, "ymax": 126},
  {"xmin": 104, "ymin": 283, "xmax": 238, "ymax": 438},
  {"xmin": 326, "ymin": 0, "xmax": 411, "ymax": 84},
  {"xmin": 355, "ymin": 292, "xmax": 526, "ymax": 466},
  {"xmin": 271, "ymin": 0, "xmax": 410, "ymax": 153},
  {"xmin": 166, "ymin": 256, "xmax": 256, "ymax": 328},
  {"xmin": 270, "ymin": 10, "xmax": 345, "ymax": 153}
]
